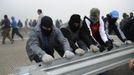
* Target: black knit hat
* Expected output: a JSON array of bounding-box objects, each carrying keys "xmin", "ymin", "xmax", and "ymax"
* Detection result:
[
  {"xmin": 40, "ymin": 16, "xmax": 53, "ymax": 28},
  {"xmin": 69, "ymin": 14, "xmax": 81, "ymax": 25},
  {"xmin": 68, "ymin": 14, "xmax": 81, "ymax": 32}
]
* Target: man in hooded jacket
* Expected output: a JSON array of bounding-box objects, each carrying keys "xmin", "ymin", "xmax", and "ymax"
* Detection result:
[
  {"xmin": 35, "ymin": 9, "xmax": 44, "ymax": 29},
  {"xmin": 105, "ymin": 10, "xmax": 132, "ymax": 45},
  {"xmin": 11, "ymin": 16, "xmax": 23, "ymax": 41},
  {"xmin": 26, "ymin": 16, "xmax": 74, "ymax": 63},
  {"xmin": 80, "ymin": 8, "xmax": 113, "ymax": 52},
  {"xmin": 60, "ymin": 14, "xmax": 87, "ymax": 55},
  {"xmin": 122, "ymin": 17, "xmax": 134, "ymax": 41},
  {"xmin": 1, "ymin": 15, "xmax": 13, "ymax": 44}
]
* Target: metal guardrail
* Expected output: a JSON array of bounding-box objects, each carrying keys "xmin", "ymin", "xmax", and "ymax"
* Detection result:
[{"xmin": 13, "ymin": 43, "xmax": 134, "ymax": 75}]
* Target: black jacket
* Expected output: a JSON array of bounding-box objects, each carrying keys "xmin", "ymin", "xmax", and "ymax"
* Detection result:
[
  {"xmin": 79, "ymin": 16, "xmax": 99, "ymax": 46},
  {"xmin": 123, "ymin": 18, "xmax": 134, "ymax": 41}
]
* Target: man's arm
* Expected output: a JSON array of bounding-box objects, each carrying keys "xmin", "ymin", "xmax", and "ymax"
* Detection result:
[
  {"xmin": 99, "ymin": 18, "xmax": 109, "ymax": 43},
  {"xmin": 61, "ymin": 28, "xmax": 78, "ymax": 50},
  {"xmin": 55, "ymin": 27, "xmax": 71, "ymax": 51},
  {"xmin": 79, "ymin": 17, "xmax": 98, "ymax": 46},
  {"xmin": 113, "ymin": 23, "xmax": 126, "ymax": 42},
  {"xmin": 27, "ymin": 30, "xmax": 46, "ymax": 57}
]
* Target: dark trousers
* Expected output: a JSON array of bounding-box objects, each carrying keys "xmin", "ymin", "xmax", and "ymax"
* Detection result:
[
  {"xmin": 12, "ymin": 28, "xmax": 23, "ymax": 40},
  {"xmin": 2, "ymin": 28, "xmax": 13, "ymax": 44}
]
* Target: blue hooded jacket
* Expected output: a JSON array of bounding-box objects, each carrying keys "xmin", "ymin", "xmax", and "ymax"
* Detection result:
[{"xmin": 11, "ymin": 16, "xmax": 17, "ymax": 28}]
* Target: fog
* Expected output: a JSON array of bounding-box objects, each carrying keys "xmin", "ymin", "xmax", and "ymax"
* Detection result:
[{"xmin": 0, "ymin": 0, "xmax": 134, "ymax": 24}]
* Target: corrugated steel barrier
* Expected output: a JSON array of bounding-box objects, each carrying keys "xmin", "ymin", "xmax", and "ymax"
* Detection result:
[{"xmin": 13, "ymin": 43, "xmax": 134, "ymax": 75}]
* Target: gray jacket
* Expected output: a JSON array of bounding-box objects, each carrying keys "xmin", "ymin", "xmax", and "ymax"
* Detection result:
[
  {"xmin": 60, "ymin": 22, "xmax": 87, "ymax": 51},
  {"xmin": 26, "ymin": 26, "xmax": 71, "ymax": 61},
  {"xmin": 61, "ymin": 23, "xmax": 79, "ymax": 40}
]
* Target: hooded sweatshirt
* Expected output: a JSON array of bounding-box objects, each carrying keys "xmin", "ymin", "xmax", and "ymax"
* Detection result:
[
  {"xmin": 1, "ymin": 16, "xmax": 10, "ymax": 29},
  {"xmin": 60, "ymin": 14, "xmax": 82, "ymax": 50},
  {"xmin": 26, "ymin": 16, "xmax": 71, "ymax": 61},
  {"xmin": 11, "ymin": 17, "xmax": 17, "ymax": 29}
]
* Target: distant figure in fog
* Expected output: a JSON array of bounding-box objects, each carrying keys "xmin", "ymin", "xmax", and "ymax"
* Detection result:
[
  {"xmin": 17, "ymin": 19, "xmax": 23, "ymax": 28},
  {"xmin": 11, "ymin": 16, "xmax": 23, "ymax": 41},
  {"xmin": 25, "ymin": 19, "xmax": 28, "ymax": 28},
  {"xmin": 1, "ymin": 15, "xmax": 13, "ymax": 44},
  {"xmin": 35, "ymin": 9, "xmax": 44, "ymax": 29},
  {"xmin": 29, "ymin": 19, "xmax": 33, "ymax": 28},
  {"xmin": 120, "ymin": 13, "xmax": 129, "ymax": 31},
  {"xmin": 122, "ymin": 17, "xmax": 134, "ymax": 41},
  {"xmin": 129, "ymin": 12, "xmax": 134, "ymax": 20},
  {"xmin": 55, "ymin": 19, "xmax": 60, "ymax": 28},
  {"xmin": 32, "ymin": 19, "xmax": 37, "ymax": 27}
]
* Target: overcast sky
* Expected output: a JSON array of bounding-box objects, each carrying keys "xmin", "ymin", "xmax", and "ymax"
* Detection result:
[{"xmin": 0, "ymin": 0, "xmax": 134, "ymax": 24}]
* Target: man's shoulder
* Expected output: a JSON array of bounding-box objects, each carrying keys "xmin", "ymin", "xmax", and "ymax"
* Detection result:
[
  {"xmin": 29, "ymin": 28, "xmax": 40, "ymax": 36},
  {"xmin": 53, "ymin": 26, "xmax": 60, "ymax": 32},
  {"xmin": 60, "ymin": 22, "xmax": 68, "ymax": 28},
  {"xmin": 39, "ymin": 14, "xmax": 44, "ymax": 18}
]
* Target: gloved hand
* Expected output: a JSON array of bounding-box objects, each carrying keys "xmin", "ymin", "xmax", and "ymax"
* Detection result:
[
  {"xmin": 98, "ymin": 45, "xmax": 105, "ymax": 52},
  {"xmin": 75, "ymin": 48, "xmax": 85, "ymax": 56},
  {"xmin": 105, "ymin": 41, "xmax": 113, "ymax": 51},
  {"xmin": 113, "ymin": 42, "xmax": 122, "ymax": 47},
  {"xmin": 63, "ymin": 50, "xmax": 75, "ymax": 59},
  {"xmin": 124, "ymin": 40, "xmax": 132, "ymax": 45},
  {"xmin": 42, "ymin": 54, "xmax": 54, "ymax": 64},
  {"xmin": 90, "ymin": 45, "xmax": 99, "ymax": 52}
]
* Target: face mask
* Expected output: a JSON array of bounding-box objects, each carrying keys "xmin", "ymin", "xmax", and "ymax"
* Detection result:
[
  {"xmin": 69, "ymin": 14, "xmax": 81, "ymax": 32},
  {"xmin": 41, "ymin": 26, "xmax": 52, "ymax": 36},
  {"xmin": 91, "ymin": 17, "xmax": 99, "ymax": 23},
  {"xmin": 69, "ymin": 22, "xmax": 80, "ymax": 32},
  {"xmin": 90, "ymin": 14, "xmax": 99, "ymax": 24}
]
